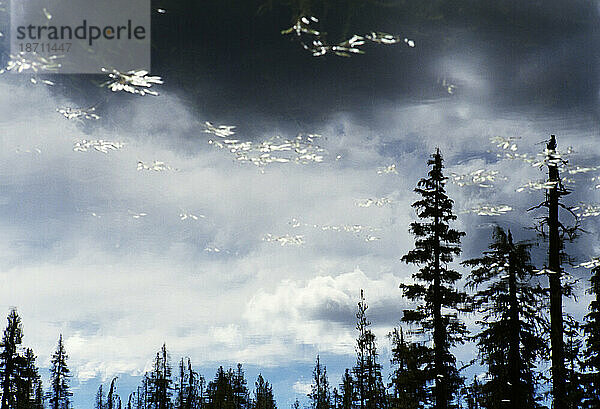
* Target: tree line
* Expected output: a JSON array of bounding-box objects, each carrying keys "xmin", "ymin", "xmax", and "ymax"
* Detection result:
[
  {"xmin": 94, "ymin": 345, "xmax": 276, "ymax": 409},
  {"xmin": 0, "ymin": 136, "xmax": 599, "ymax": 409},
  {"xmin": 0, "ymin": 314, "xmax": 277, "ymax": 409}
]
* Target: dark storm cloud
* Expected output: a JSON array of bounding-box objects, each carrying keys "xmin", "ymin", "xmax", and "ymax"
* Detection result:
[
  {"xmin": 5, "ymin": 0, "xmax": 595, "ymax": 130},
  {"xmin": 141, "ymin": 0, "xmax": 600, "ymax": 123},
  {"xmin": 315, "ymin": 297, "xmax": 406, "ymax": 327}
]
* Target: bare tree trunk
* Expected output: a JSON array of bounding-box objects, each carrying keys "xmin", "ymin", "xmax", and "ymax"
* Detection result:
[{"xmin": 547, "ymin": 135, "xmax": 565, "ymax": 409}]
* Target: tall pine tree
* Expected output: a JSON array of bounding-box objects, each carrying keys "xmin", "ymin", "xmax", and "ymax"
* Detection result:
[
  {"xmin": 175, "ymin": 358, "xmax": 205, "ymax": 409},
  {"xmin": 48, "ymin": 334, "xmax": 72, "ymax": 409},
  {"xmin": 332, "ymin": 388, "xmax": 340, "ymax": 409},
  {"xmin": 253, "ymin": 375, "xmax": 276, "ymax": 409},
  {"xmin": 106, "ymin": 377, "xmax": 120, "ymax": 409},
  {"xmin": 0, "ymin": 310, "xmax": 42, "ymax": 409},
  {"xmin": 563, "ymin": 316, "xmax": 585, "ymax": 408},
  {"xmin": 352, "ymin": 291, "xmax": 385, "ymax": 409},
  {"xmin": 148, "ymin": 344, "xmax": 173, "ymax": 409},
  {"xmin": 97, "ymin": 384, "xmax": 106, "ymax": 409},
  {"xmin": 400, "ymin": 149, "xmax": 467, "ymax": 409},
  {"xmin": 16, "ymin": 348, "xmax": 44, "ymax": 409},
  {"xmin": 0, "ymin": 309, "xmax": 24, "ymax": 409},
  {"xmin": 206, "ymin": 367, "xmax": 235, "ymax": 409},
  {"xmin": 231, "ymin": 364, "xmax": 249, "ymax": 409},
  {"xmin": 463, "ymin": 227, "xmax": 547, "ymax": 409},
  {"xmin": 308, "ymin": 356, "xmax": 330, "ymax": 409},
  {"xmin": 338, "ymin": 370, "xmax": 354, "ymax": 409}
]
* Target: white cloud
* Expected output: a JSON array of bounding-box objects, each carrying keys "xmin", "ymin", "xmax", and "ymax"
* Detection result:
[
  {"xmin": 244, "ymin": 268, "xmax": 409, "ymax": 356},
  {"xmin": 292, "ymin": 380, "xmax": 312, "ymax": 395}
]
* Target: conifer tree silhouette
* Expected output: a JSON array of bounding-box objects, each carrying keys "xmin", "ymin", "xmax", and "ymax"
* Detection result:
[
  {"xmin": 48, "ymin": 334, "xmax": 72, "ymax": 409},
  {"xmin": 97, "ymin": 385, "xmax": 106, "ymax": 409},
  {"xmin": 0, "ymin": 311, "xmax": 42, "ymax": 409},
  {"xmin": 106, "ymin": 377, "xmax": 120, "ymax": 409},
  {"xmin": 562, "ymin": 316, "xmax": 585, "ymax": 408},
  {"xmin": 16, "ymin": 348, "xmax": 44, "ymax": 409},
  {"xmin": 388, "ymin": 327, "xmax": 431, "ymax": 408},
  {"xmin": 0, "ymin": 309, "xmax": 23, "ymax": 409},
  {"xmin": 582, "ymin": 265, "xmax": 600, "ymax": 406},
  {"xmin": 148, "ymin": 344, "xmax": 173, "ymax": 409},
  {"xmin": 308, "ymin": 355, "xmax": 330, "ymax": 409},
  {"xmin": 206, "ymin": 366, "xmax": 243, "ymax": 409},
  {"xmin": 400, "ymin": 149, "xmax": 467, "ymax": 409},
  {"xmin": 338, "ymin": 370, "xmax": 354, "ymax": 409},
  {"xmin": 253, "ymin": 374, "xmax": 276, "ymax": 409},
  {"xmin": 175, "ymin": 358, "xmax": 205, "ymax": 409},
  {"xmin": 352, "ymin": 291, "xmax": 385, "ymax": 409},
  {"xmin": 463, "ymin": 227, "xmax": 547, "ymax": 409},
  {"xmin": 232, "ymin": 364, "xmax": 249, "ymax": 409}
]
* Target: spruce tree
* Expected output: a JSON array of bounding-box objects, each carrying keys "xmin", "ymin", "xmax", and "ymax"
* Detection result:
[
  {"xmin": 148, "ymin": 344, "xmax": 173, "ymax": 409},
  {"xmin": 462, "ymin": 377, "xmax": 483, "ymax": 409},
  {"xmin": 563, "ymin": 316, "xmax": 585, "ymax": 408},
  {"xmin": 106, "ymin": 377, "xmax": 120, "ymax": 409},
  {"xmin": 352, "ymin": 291, "xmax": 385, "ymax": 409},
  {"xmin": 253, "ymin": 375, "xmax": 276, "ymax": 409},
  {"xmin": 400, "ymin": 149, "xmax": 467, "ymax": 409},
  {"xmin": 137, "ymin": 375, "xmax": 150, "ymax": 409},
  {"xmin": 308, "ymin": 356, "xmax": 330, "ymax": 409},
  {"xmin": 34, "ymin": 374, "xmax": 44, "ymax": 409},
  {"xmin": 338, "ymin": 370, "xmax": 354, "ymax": 409},
  {"xmin": 463, "ymin": 227, "xmax": 547, "ymax": 409},
  {"xmin": 97, "ymin": 385, "xmax": 106, "ymax": 409},
  {"xmin": 175, "ymin": 358, "xmax": 204, "ymax": 409},
  {"xmin": 206, "ymin": 366, "xmax": 235, "ymax": 409},
  {"xmin": 176, "ymin": 360, "xmax": 186, "ymax": 409},
  {"xmin": 15, "ymin": 348, "xmax": 43, "ymax": 409},
  {"xmin": 231, "ymin": 364, "xmax": 249, "ymax": 409},
  {"xmin": 48, "ymin": 334, "xmax": 72, "ymax": 409},
  {"xmin": 388, "ymin": 327, "xmax": 431, "ymax": 409},
  {"xmin": 332, "ymin": 388, "xmax": 340, "ymax": 409},
  {"xmin": 1, "ymin": 308, "xmax": 24, "ymax": 409},
  {"xmin": 582, "ymin": 265, "xmax": 600, "ymax": 406},
  {"xmin": 0, "ymin": 311, "xmax": 42, "ymax": 409},
  {"xmin": 127, "ymin": 393, "xmax": 135, "ymax": 409}
]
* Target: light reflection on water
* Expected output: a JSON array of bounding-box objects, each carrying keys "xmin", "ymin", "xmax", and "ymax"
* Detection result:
[{"xmin": 0, "ymin": 3, "xmax": 599, "ymax": 409}]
